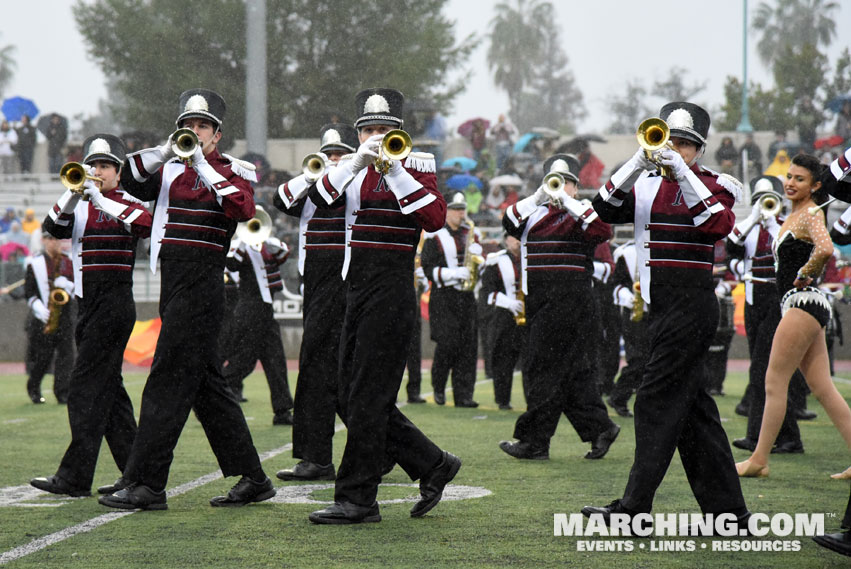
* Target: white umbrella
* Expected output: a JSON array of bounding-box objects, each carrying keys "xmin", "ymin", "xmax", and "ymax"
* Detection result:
[{"xmin": 489, "ymin": 174, "xmax": 524, "ymax": 187}]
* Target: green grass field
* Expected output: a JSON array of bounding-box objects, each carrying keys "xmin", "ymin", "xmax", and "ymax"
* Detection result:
[{"xmin": 1, "ymin": 369, "xmax": 850, "ymax": 568}]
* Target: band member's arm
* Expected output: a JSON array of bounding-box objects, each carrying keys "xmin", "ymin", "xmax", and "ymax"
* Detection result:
[
  {"xmin": 610, "ymin": 254, "xmax": 635, "ymax": 308},
  {"xmin": 593, "ymin": 149, "xmax": 654, "ymax": 223},
  {"xmin": 191, "ymin": 150, "xmax": 255, "ymax": 221},
  {"xmin": 421, "ymin": 234, "xmax": 461, "ymax": 287},
  {"xmin": 226, "ymin": 241, "xmax": 247, "ymax": 272},
  {"xmin": 42, "ymin": 189, "xmax": 81, "ymax": 239},
  {"xmin": 24, "ymin": 264, "xmax": 49, "ymax": 323},
  {"xmin": 122, "ymin": 142, "xmax": 173, "ymax": 201},
  {"xmin": 266, "ymin": 237, "xmax": 290, "ymax": 266},
  {"xmin": 481, "ymin": 261, "xmax": 522, "ymax": 316},
  {"xmin": 830, "ymin": 204, "xmax": 851, "ymax": 245},
  {"xmin": 83, "ymin": 186, "xmax": 154, "ymax": 238},
  {"xmin": 728, "ymin": 202, "xmax": 762, "ymax": 245},
  {"xmin": 504, "ymin": 185, "xmax": 547, "ymax": 227},
  {"xmin": 828, "ymin": 146, "xmax": 851, "ymax": 199},
  {"xmin": 384, "ymin": 156, "xmax": 445, "ymax": 231},
  {"xmin": 274, "ymin": 173, "xmax": 311, "ymax": 214},
  {"xmin": 591, "ymin": 242, "xmax": 614, "ymax": 283}
]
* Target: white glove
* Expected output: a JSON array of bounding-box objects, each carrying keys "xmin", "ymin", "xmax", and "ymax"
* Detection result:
[
  {"xmin": 351, "ymin": 135, "xmax": 382, "ymax": 173},
  {"xmin": 32, "ymin": 300, "xmax": 50, "ymax": 323},
  {"xmin": 190, "ymin": 144, "xmax": 207, "ymax": 167},
  {"xmin": 630, "ymin": 148, "xmax": 656, "ymax": 171},
  {"xmin": 469, "ymin": 242, "xmax": 483, "ymax": 256},
  {"xmin": 532, "ymin": 184, "xmax": 548, "ymax": 206},
  {"xmin": 494, "ymin": 292, "xmax": 524, "ymax": 316},
  {"xmin": 53, "ymin": 276, "xmax": 74, "ymax": 295},
  {"xmin": 82, "ymin": 180, "xmax": 102, "ymax": 202},
  {"xmin": 266, "ymin": 237, "xmax": 286, "ymax": 255},
  {"xmin": 615, "ymin": 286, "xmax": 634, "ymax": 308},
  {"xmin": 658, "ymin": 149, "xmax": 690, "ymax": 180},
  {"xmin": 747, "ymin": 202, "xmax": 761, "ymax": 222},
  {"xmin": 762, "ymin": 213, "xmax": 779, "ymax": 232},
  {"xmin": 439, "ymin": 266, "xmax": 470, "ymax": 285},
  {"xmin": 415, "ymin": 266, "xmax": 430, "ymax": 292},
  {"xmin": 156, "ymin": 134, "xmax": 175, "ymax": 161}
]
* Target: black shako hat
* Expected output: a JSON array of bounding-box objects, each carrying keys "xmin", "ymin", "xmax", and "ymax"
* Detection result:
[
  {"xmin": 176, "ymin": 88, "xmax": 226, "ymax": 128},
  {"xmin": 82, "ymin": 134, "xmax": 126, "ymax": 166},
  {"xmin": 543, "ymin": 153, "xmax": 581, "ymax": 184},
  {"xmin": 354, "ymin": 88, "xmax": 404, "ymax": 129},
  {"xmin": 319, "ymin": 123, "xmax": 358, "ymax": 154},
  {"xmin": 749, "ymin": 175, "xmax": 784, "ymax": 205},
  {"xmin": 659, "ymin": 102, "xmax": 710, "ymax": 146}
]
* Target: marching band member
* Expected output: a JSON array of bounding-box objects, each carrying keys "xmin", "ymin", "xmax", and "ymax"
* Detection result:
[
  {"xmin": 273, "ymin": 123, "xmax": 356, "ymax": 482},
  {"xmin": 421, "ymin": 192, "xmax": 480, "ymax": 408},
  {"xmin": 99, "ymin": 89, "xmax": 275, "ymax": 511},
  {"xmin": 585, "ymin": 102, "xmax": 749, "ymax": 525},
  {"xmin": 23, "ymin": 233, "xmax": 74, "ymax": 404},
  {"xmin": 223, "ymin": 223, "xmax": 295, "ymax": 426},
  {"xmin": 307, "ymin": 88, "xmax": 459, "ymax": 524},
  {"xmin": 498, "ymin": 154, "xmax": 620, "ymax": 461},
  {"xmin": 727, "ymin": 176, "xmax": 804, "ymax": 454},
  {"xmin": 479, "ymin": 233, "xmax": 525, "ymax": 410},
  {"xmin": 30, "ymin": 134, "xmax": 149, "ymax": 497}
]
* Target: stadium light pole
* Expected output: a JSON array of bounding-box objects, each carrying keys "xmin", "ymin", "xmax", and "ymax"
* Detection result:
[
  {"xmin": 245, "ymin": 0, "xmax": 268, "ymax": 156},
  {"xmin": 737, "ymin": 0, "xmax": 753, "ymax": 134}
]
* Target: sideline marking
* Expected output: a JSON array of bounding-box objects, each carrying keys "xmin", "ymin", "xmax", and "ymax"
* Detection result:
[
  {"xmin": 0, "ymin": 385, "xmax": 481, "ymax": 565},
  {"xmin": 270, "ymin": 482, "xmax": 491, "ymax": 505}
]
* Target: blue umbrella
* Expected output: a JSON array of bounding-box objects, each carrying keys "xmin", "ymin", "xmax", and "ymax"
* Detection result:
[
  {"xmin": 513, "ymin": 132, "xmax": 541, "ymax": 153},
  {"xmin": 826, "ymin": 94, "xmax": 851, "ymax": 113},
  {"xmin": 1, "ymin": 96, "xmax": 39, "ymax": 121},
  {"xmin": 446, "ymin": 173, "xmax": 483, "ymax": 191},
  {"xmin": 442, "ymin": 156, "xmax": 477, "ymax": 171}
]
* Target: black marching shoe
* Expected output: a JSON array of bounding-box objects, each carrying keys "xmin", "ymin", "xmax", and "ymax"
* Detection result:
[
  {"xmin": 98, "ymin": 483, "xmax": 167, "ymax": 510},
  {"xmin": 795, "ymin": 408, "xmax": 817, "ymax": 421},
  {"xmin": 309, "ymin": 501, "xmax": 381, "ymax": 524},
  {"xmin": 498, "ymin": 440, "xmax": 549, "ymax": 460},
  {"xmin": 407, "ymin": 395, "xmax": 426, "ymax": 404},
  {"xmin": 585, "ymin": 424, "xmax": 621, "ymax": 459},
  {"xmin": 606, "ymin": 396, "xmax": 633, "ymax": 418},
  {"xmin": 734, "ymin": 402, "xmax": 749, "ymax": 417},
  {"xmin": 272, "ymin": 410, "xmax": 294, "ymax": 425},
  {"xmin": 28, "ymin": 391, "xmax": 45, "ymax": 404},
  {"xmin": 813, "ymin": 529, "xmax": 851, "ymax": 557},
  {"xmin": 209, "ymin": 476, "xmax": 276, "ymax": 507},
  {"xmin": 455, "ymin": 399, "xmax": 479, "ymax": 408},
  {"xmin": 732, "ymin": 437, "xmax": 757, "ymax": 451},
  {"xmin": 433, "ymin": 392, "xmax": 445, "ymax": 405},
  {"xmin": 771, "ymin": 440, "xmax": 805, "ymax": 454},
  {"xmin": 411, "ymin": 451, "xmax": 462, "ymax": 518},
  {"xmin": 276, "ymin": 461, "xmax": 336, "ymax": 481},
  {"xmin": 97, "ymin": 476, "xmax": 131, "ymax": 495},
  {"xmin": 30, "ymin": 475, "xmax": 91, "ymax": 497},
  {"xmin": 498, "ymin": 403, "xmax": 513, "ymax": 411},
  {"xmin": 581, "ymin": 499, "xmax": 639, "ymax": 524}
]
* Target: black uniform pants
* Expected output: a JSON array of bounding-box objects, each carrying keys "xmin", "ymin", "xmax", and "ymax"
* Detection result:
[
  {"xmin": 223, "ymin": 299, "xmax": 293, "ymax": 416},
  {"xmin": 622, "ymin": 285, "xmax": 746, "ymax": 514},
  {"xmin": 609, "ymin": 307, "xmax": 649, "ymax": 407},
  {"xmin": 56, "ymin": 282, "xmax": 137, "ymax": 488},
  {"xmin": 123, "ymin": 261, "xmax": 262, "ymax": 491},
  {"xmin": 26, "ymin": 312, "xmax": 74, "ymax": 402},
  {"xmin": 406, "ymin": 306, "xmax": 423, "ymax": 399},
  {"xmin": 489, "ymin": 310, "xmax": 524, "ymax": 407},
  {"xmin": 596, "ymin": 282, "xmax": 622, "ymax": 394},
  {"xmin": 292, "ymin": 262, "xmax": 345, "ymax": 465},
  {"xmin": 743, "ymin": 298, "xmax": 801, "ymax": 444},
  {"xmin": 513, "ymin": 280, "xmax": 615, "ymax": 447},
  {"xmin": 335, "ymin": 269, "xmax": 442, "ymax": 507},
  {"xmin": 430, "ymin": 288, "xmax": 477, "ymax": 403}
]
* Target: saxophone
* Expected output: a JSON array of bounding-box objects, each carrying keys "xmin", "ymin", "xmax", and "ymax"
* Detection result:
[
  {"xmin": 44, "ymin": 254, "xmax": 70, "ymax": 334},
  {"xmin": 459, "ymin": 217, "xmax": 484, "ymax": 292},
  {"xmin": 630, "ymin": 280, "xmax": 644, "ymax": 323},
  {"xmin": 514, "ymin": 287, "xmax": 526, "ymax": 326}
]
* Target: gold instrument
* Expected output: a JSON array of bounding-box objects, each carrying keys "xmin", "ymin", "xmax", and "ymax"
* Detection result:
[
  {"xmin": 235, "ymin": 205, "xmax": 273, "ymax": 251},
  {"xmin": 302, "ymin": 152, "xmax": 328, "ymax": 182},
  {"xmin": 375, "ymin": 129, "xmax": 413, "ymax": 175},
  {"xmin": 44, "ymin": 253, "xmax": 70, "ymax": 335},
  {"xmin": 460, "ymin": 217, "xmax": 484, "ymax": 292},
  {"xmin": 514, "ymin": 287, "xmax": 526, "ymax": 326},
  {"xmin": 59, "ymin": 162, "xmax": 104, "ymax": 194},
  {"xmin": 758, "ymin": 193, "xmax": 781, "ymax": 218},
  {"xmin": 542, "ymin": 172, "xmax": 565, "ymax": 203},
  {"xmin": 630, "ymin": 280, "xmax": 644, "ymax": 323},
  {"xmin": 171, "ymin": 128, "xmax": 199, "ymax": 164},
  {"xmin": 637, "ymin": 118, "xmax": 673, "ymax": 178}
]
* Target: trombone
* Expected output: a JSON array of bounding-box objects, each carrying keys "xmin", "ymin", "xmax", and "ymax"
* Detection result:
[
  {"xmin": 302, "ymin": 152, "xmax": 328, "ymax": 183},
  {"xmin": 171, "ymin": 128, "xmax": 199, "ymax": 164},
  {"xmin": 375, "ymin": 129, "xmax": 412, "ymax": 174},
  {"xmin": 59, "ymin": 162, "xmax": 104, "ymax": 194},
  {"xmin": 636, "ymin": 118, "xmax": 673, "ymax": 178},
  {"xmin": 235, "ymin": 205, "xmax": 273, "ymax": 251}
]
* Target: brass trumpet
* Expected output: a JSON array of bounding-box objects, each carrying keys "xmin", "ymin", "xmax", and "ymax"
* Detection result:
[
  {"xmin": 302, "ymin": 152, "xmax": 328, "ymax": 182},
  {"xmin": 171, "ymin": 128, "xmax": 199, "ymax": 164},
  {"xmin": 542, "ymin": 172, "xmax": 565, "ymax": 203},
  {"xmin": 59, "ymin": 162, "xmax": 104, "ymax": 193},
  {"xmin": 757, "ymin": 193, "xmax": 781, "ymax": 218},
  {"xmin": 235, "ymin": 205, "xmax": 273, "ymax": 251},
  {"xmin": 637, "ymin": 118, "xmax": 673, "ymax": 178},
  {"xmin": 375, "ymin": 129, "xmax": 412, "ymax": 174}
]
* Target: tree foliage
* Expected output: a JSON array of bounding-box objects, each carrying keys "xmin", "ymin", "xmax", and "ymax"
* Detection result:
[
  {"xmin": 651, "ymin": 67, "xmax": 707, "ymax": 103},
  {"xmin": 752, "ymin": 0, "xmax": 839, "ymax": 67},
  {"xmin": 0, "ymin": 33, "xmax": 16, "ymax": 99},
  {"xmin": 486, "ymin": 0, "xmax": 584, "ymax": 133},
  {"xmin": 605, "ymin": 80, "xmax": 651, "ymax": 135},
  {"xmin": 74, "ymin": 0, "xmax": 476, "ymax": 142}
]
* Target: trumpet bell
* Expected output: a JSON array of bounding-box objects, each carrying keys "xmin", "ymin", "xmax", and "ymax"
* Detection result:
[
  {"xmin": 637, "ymin": 118, "xmax": 670, "ymax": 152},
  {"xmin": 302, "ymin": 152, "xmax": 327, "ymax": 182},
  {"xmin": 542, "ymin": 172, "xmax": 565, "ymax": 201},
  {"xmin": 758, "ymin": 194, "xmax": 782, "ymax": 217},
  {"xmin": 60, "ymin": 162, "xmax": 104, "ymax": 192},
  {"xmin": 381, "ymin": 129, "xmax": 412, "ymax": 162},
  {"xmin": 235, "ymin": 205, "xmax": 273, "ymax": 250},
  {"xmin": 172, "ymin": 128, "xmax": 199, "ymax": 160}
]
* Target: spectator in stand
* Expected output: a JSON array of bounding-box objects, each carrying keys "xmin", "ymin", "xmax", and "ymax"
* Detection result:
[
  {"xmin": 1, "ymin": 207, "xmax": 20, "ymax": 233},
  {"xmin": 739, "ymin": 133, "xmax": 763, "ymax": 181},
  {"xmin": 796, "ymin": 97, "xmax": 821, "ymax": 154},
  {"xmin": 767, "ymin": 130, "xmax": 789, "ymax": 163},
  {"xmin": 65, "ymin": 144, "xmax": 83, "ymax": 166},
  {"xmin": 466, "ymin": 119, "xmax": 488, "ymax": 166},
  {"xmin": 45, "ymin": 114, "xmax": 68, "ymax": 173},
  {"xmin": 837, "ymin": 102, "xmax": 851, "ymax": 147},
  {"xmin": 20, "ymin": 208, "xmax": 40, "ymax": 234},
  {"xmin": 2, "ymin": 221, "xmax": 30, "ymax": 248},
  {"xmin": 715, "ymin": 136, "xmax": 738, "ymax": 175},
  {"xmin": 15, "ymin": 115, "xmax": 37, "ymax": 174},
  {"xmin": 0, "ymin": 120, "xmax": 18, "ymax": 174},
  {"xmin": 491, "ymin": 114, "xmax": 518, "ymax": 172}
]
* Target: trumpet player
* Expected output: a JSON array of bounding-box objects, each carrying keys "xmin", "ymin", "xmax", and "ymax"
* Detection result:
[
  {"xmin": 22, "ymin": 233, "xmax": 74, "ymax": 405},
  {"xmin": 99, "ymin": 89, "xmax": 276, "ymax": 511},
  {"xmin": 498, "ymin": 154, "xmax": 619, "ymax": 462},
  {"xmin": 727, "ymin": 176, "xmax": 805, "ymax": 455},
  {"xmin": 479, "ymin": 232, "xmax": 525, "ymax": 410},
  {"xmin": 30, "ymin": 134, "xmax": 152, "ymax": 498},
  {"xmin": 273, "ymin": 123, "xmax": 357, "ymax": 482},
  {"xmin": 585, "ymin": 102, "xmax": 750, "ymax": 527},
  {"xmin": 421, "ymin": 192, "xmax": 481, "ymax": 408},
  {"xmin": 307, "ymin": 87, "xmax": 460, "ymax": 525}
]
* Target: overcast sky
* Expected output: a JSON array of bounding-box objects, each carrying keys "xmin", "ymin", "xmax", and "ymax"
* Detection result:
[{"xmin": 2, "ymin": 0, "xmax": 850, "ymax": 135}]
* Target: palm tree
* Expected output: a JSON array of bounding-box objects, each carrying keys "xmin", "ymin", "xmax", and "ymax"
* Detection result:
[
  {"xmin": 752, "ymin": 0, "xmax": 839, "ymax": 67},
  {"xmin": 0, "ymin": 33, "xmax": 16, "ymax": 98},
  {"xmin": 486, "ymin": 0, "xmax": 554, "ymax": 119}
]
